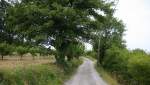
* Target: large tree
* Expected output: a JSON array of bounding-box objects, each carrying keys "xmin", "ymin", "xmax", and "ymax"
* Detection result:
[
  {"xmin": 0, "ymin": 0, "xmax": 17, "ymax": 45},
  {"xmin": 92, "ymin": 15, "xmax": 125, "ymax": 65},
  {"xmin": 0, "ymin": 0, "xmax": 9, "ymax": 43},
  {"xmin": 5, "ymin": 0, "xmax": 114, "ymax": 65}
]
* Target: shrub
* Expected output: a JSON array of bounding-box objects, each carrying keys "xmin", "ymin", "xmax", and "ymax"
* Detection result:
[
  {"xmin": 103, "ymin": 47, "xmax": 128, "ymax": 73},
  {"xmin": 102, "ymin": 47, "xmax": 150, "ymax": 85},
  {"xmin": 127, "ymin": 51, "xmax": 150, "ymax": 85},
  {"xmin": 85, "ymin": 51, "xmax": 96, "ymax": 58}
]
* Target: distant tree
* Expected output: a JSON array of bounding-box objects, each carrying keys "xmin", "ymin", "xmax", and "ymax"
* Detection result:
[
  {"xmin": 36, "ymin": 46, "xmax": 50, "ymax": 57},
  {"xmin": 15, "ymin": 46, "xmax": 28, "ymax": 60},
  {"xmin": 64, "ymin": 42, "xmax": 85, "ymax": 61},
  {"xmin": 29, "ymin": 47, "xmax": 40, "ymax": 60},
  {"xmin": 85, "ymin": 51, "xmax": 96, "ymax": 58},
  {"xmin": 0, "ymin": 43, "xmax": 12, "ymax": 60},
  {"xmin": 132, "ymin": 49, "xmax": 146, "ymax": 54}
]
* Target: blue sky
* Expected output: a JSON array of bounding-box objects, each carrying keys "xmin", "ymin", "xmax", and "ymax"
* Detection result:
[{"xmin": 115, "ymin": 0, "xmax": 150, "ymax": 52}]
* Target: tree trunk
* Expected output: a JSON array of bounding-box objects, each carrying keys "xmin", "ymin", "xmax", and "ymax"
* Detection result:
[
  {"xmin": 20, "ymin": 55, "xmax": 23, "ymax": 60},
  {"xmin": 99, "ymin": 48, "xmax": 105, "ymax": 66},
  {"xmin": 1, "ymin": 55, "xmax": 4, "ymax": 60}
]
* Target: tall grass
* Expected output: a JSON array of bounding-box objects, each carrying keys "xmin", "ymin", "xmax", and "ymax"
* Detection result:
[
  {"xmin": 96, "ymin": 66, "xmax": 120, "ymax": 85},
  {"xmin": 0, "ymin": 59, "xmax": 82, "ymax": 85}
]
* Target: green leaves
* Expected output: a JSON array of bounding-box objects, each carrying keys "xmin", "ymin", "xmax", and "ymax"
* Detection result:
[
  {"xmin": 0, "ymin": 43, "xmax": 10, "ymax": 55},
  {"xmin": 93, "ymin": 16, "xmax": 125, "ymax": 65},
  {"xmin": 4, "ymin": 0, "xmax": 120, "ymax": 66},
  {"xmin": 0, "ymin": 43, "xmax": 13, "ymax": 60},
  {"xmin": 65, "ymin": 43, "xmax": 84, "ymax": 58},
  {"xmin": 102, "ymin": 47, "xmax": 150, "ymax": 84},
  {"xmin": 15, "ymin": 46, "xmax": 28, "ymax": 56},
  {"xmin": 6, "ymin": 3, "xmax": 51, "ymax": 44}
]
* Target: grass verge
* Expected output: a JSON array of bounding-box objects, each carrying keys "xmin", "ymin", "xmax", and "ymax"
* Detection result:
[
  {"xmin": 96, "ymin": 66, "xmax": 120, "ymax": 85},
  {"xmin": 0, "ymin": 59, "xmax": 82, "ymax": 85}
]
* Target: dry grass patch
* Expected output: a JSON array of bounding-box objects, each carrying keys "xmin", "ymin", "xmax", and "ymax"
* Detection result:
[{"xmin": 0, "ymin": 55, "xmax": 55, "ymax": 69}]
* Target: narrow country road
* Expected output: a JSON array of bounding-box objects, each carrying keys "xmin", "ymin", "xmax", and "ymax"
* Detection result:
[{"xmin": 64, "ymin": 58, "xmax": 107, "ymax": 85}]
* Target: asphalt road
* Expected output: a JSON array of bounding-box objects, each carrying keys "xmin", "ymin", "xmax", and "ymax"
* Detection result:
[{"xmin": 64, "ymin": 58, "xmax": 107, "ymax": 85}]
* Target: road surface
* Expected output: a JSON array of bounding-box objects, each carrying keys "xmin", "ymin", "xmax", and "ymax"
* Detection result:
[{"xmin": 64, "ymin": 58, "xmax": 107, "ymax": 85}]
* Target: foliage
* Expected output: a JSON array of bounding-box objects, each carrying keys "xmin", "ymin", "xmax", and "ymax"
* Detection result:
[
  {"xmin": 85, "ymin": 51, "xmax": 96, "ymax": 59},
  {"xmin": 28, "ymin": 46, "xmax": 51, "ymax": 59},
  {"xmin": 96, "ymin": 66, "xmax": 120, "ymax": 85},
  {"xmin": 15, "ymin": 46, "xmax": 28, "ymax": 60},
  {"xmin": 1, "ymin": 0, "xmax": 150, "ymax": 84},
  {"xmin": 5, "ymin": 0, "xmax": 114, "ymax": 66},
  {"xmin": 0, "ymin": 0, "xmax": 13, "ymax": 44},
  {"xmin": 102, "ymin": 47, "xmax": 150, "ymax": 85},
  {"xmin": 65, "ymin": 43, "xmax": 85, "ymax": 60},
  {"xmin": 0, "ymin": 43, "xmax": 13, "ymax": 60},
  {"xmin": 29, "ymin": 47, "xmax": 40, "ymax": 60},
  {"xmin": 127, "ymin": 50, "xmax": 150, "ymax": 84},
  {"xmin": 0, "ymin": 59, "xmax": 82, "ymax": 85},
  {"xmin": 103, "ymin": 47, "xmax": 128, "ymax": 72},
  {"xmin": 64, "ymin": 58, "xmax": 83, "ymax": 73},
  {"xmin": 92, "ymin": 16, "xmax": 125, "ymax": 65}
]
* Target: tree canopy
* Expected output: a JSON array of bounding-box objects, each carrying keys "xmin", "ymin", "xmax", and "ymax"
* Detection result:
[{"xmin": 1, "ymin": 0, "xmax": 125, "ymax": 66}]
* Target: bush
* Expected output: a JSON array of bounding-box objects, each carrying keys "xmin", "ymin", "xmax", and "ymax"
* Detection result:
[
  {"xmin": 65, "ymin": 58, "xmax": 82, "ymax": 73},
  {"xmin": 102, "ymin": 47, "xmax": 150, "ymax": 85},
  {"xmin": 103, "ymin": 47, "xmax": 128, "ymax": 72},
  {"xmin": 85, "ymin": 51, "xmax": 96, "ymax": 58},
  {"xmin": 127, "ymin": 51, "xmax": 150, "ymax": 85},
  {"xmin": 65, "ymin": 43, "xmax": 85, "ymax": 59}
]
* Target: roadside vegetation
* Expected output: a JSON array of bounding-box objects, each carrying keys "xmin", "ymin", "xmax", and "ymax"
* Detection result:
[
  {"xmin": 96, "ymin": 66, "xmax": 120, "ymax": 85},
  {"xmin": 88, "ymin": 47, "xmax": 150, "ymax": 85},
  {"xmin": 102, "ymin": 48, "xmax": 150, "ymax": 85},
  {"xmin": 0, "ymin": 58, "xmax": 82, "ymax": 85},
  {"xmin": 1, "ymin": 0, "xmax": 150, "ymax": 85}
]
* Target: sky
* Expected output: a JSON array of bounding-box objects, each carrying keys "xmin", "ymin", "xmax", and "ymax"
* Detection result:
[
  {"xmin": 115, "ymin": 0, "xmax": 150, "ymax": 52},
  {"xmin": 86, "ymin": 0, "xmax": 150, "ymax": 51}
]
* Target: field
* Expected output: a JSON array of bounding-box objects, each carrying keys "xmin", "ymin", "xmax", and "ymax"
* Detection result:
[
  {"xmin": 0, "ymin": 55, "xmax": 82, "ymax": 85},
  {"xmin": 0, "ymin": 55, "xmax": 55, "ymax": 69}
]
